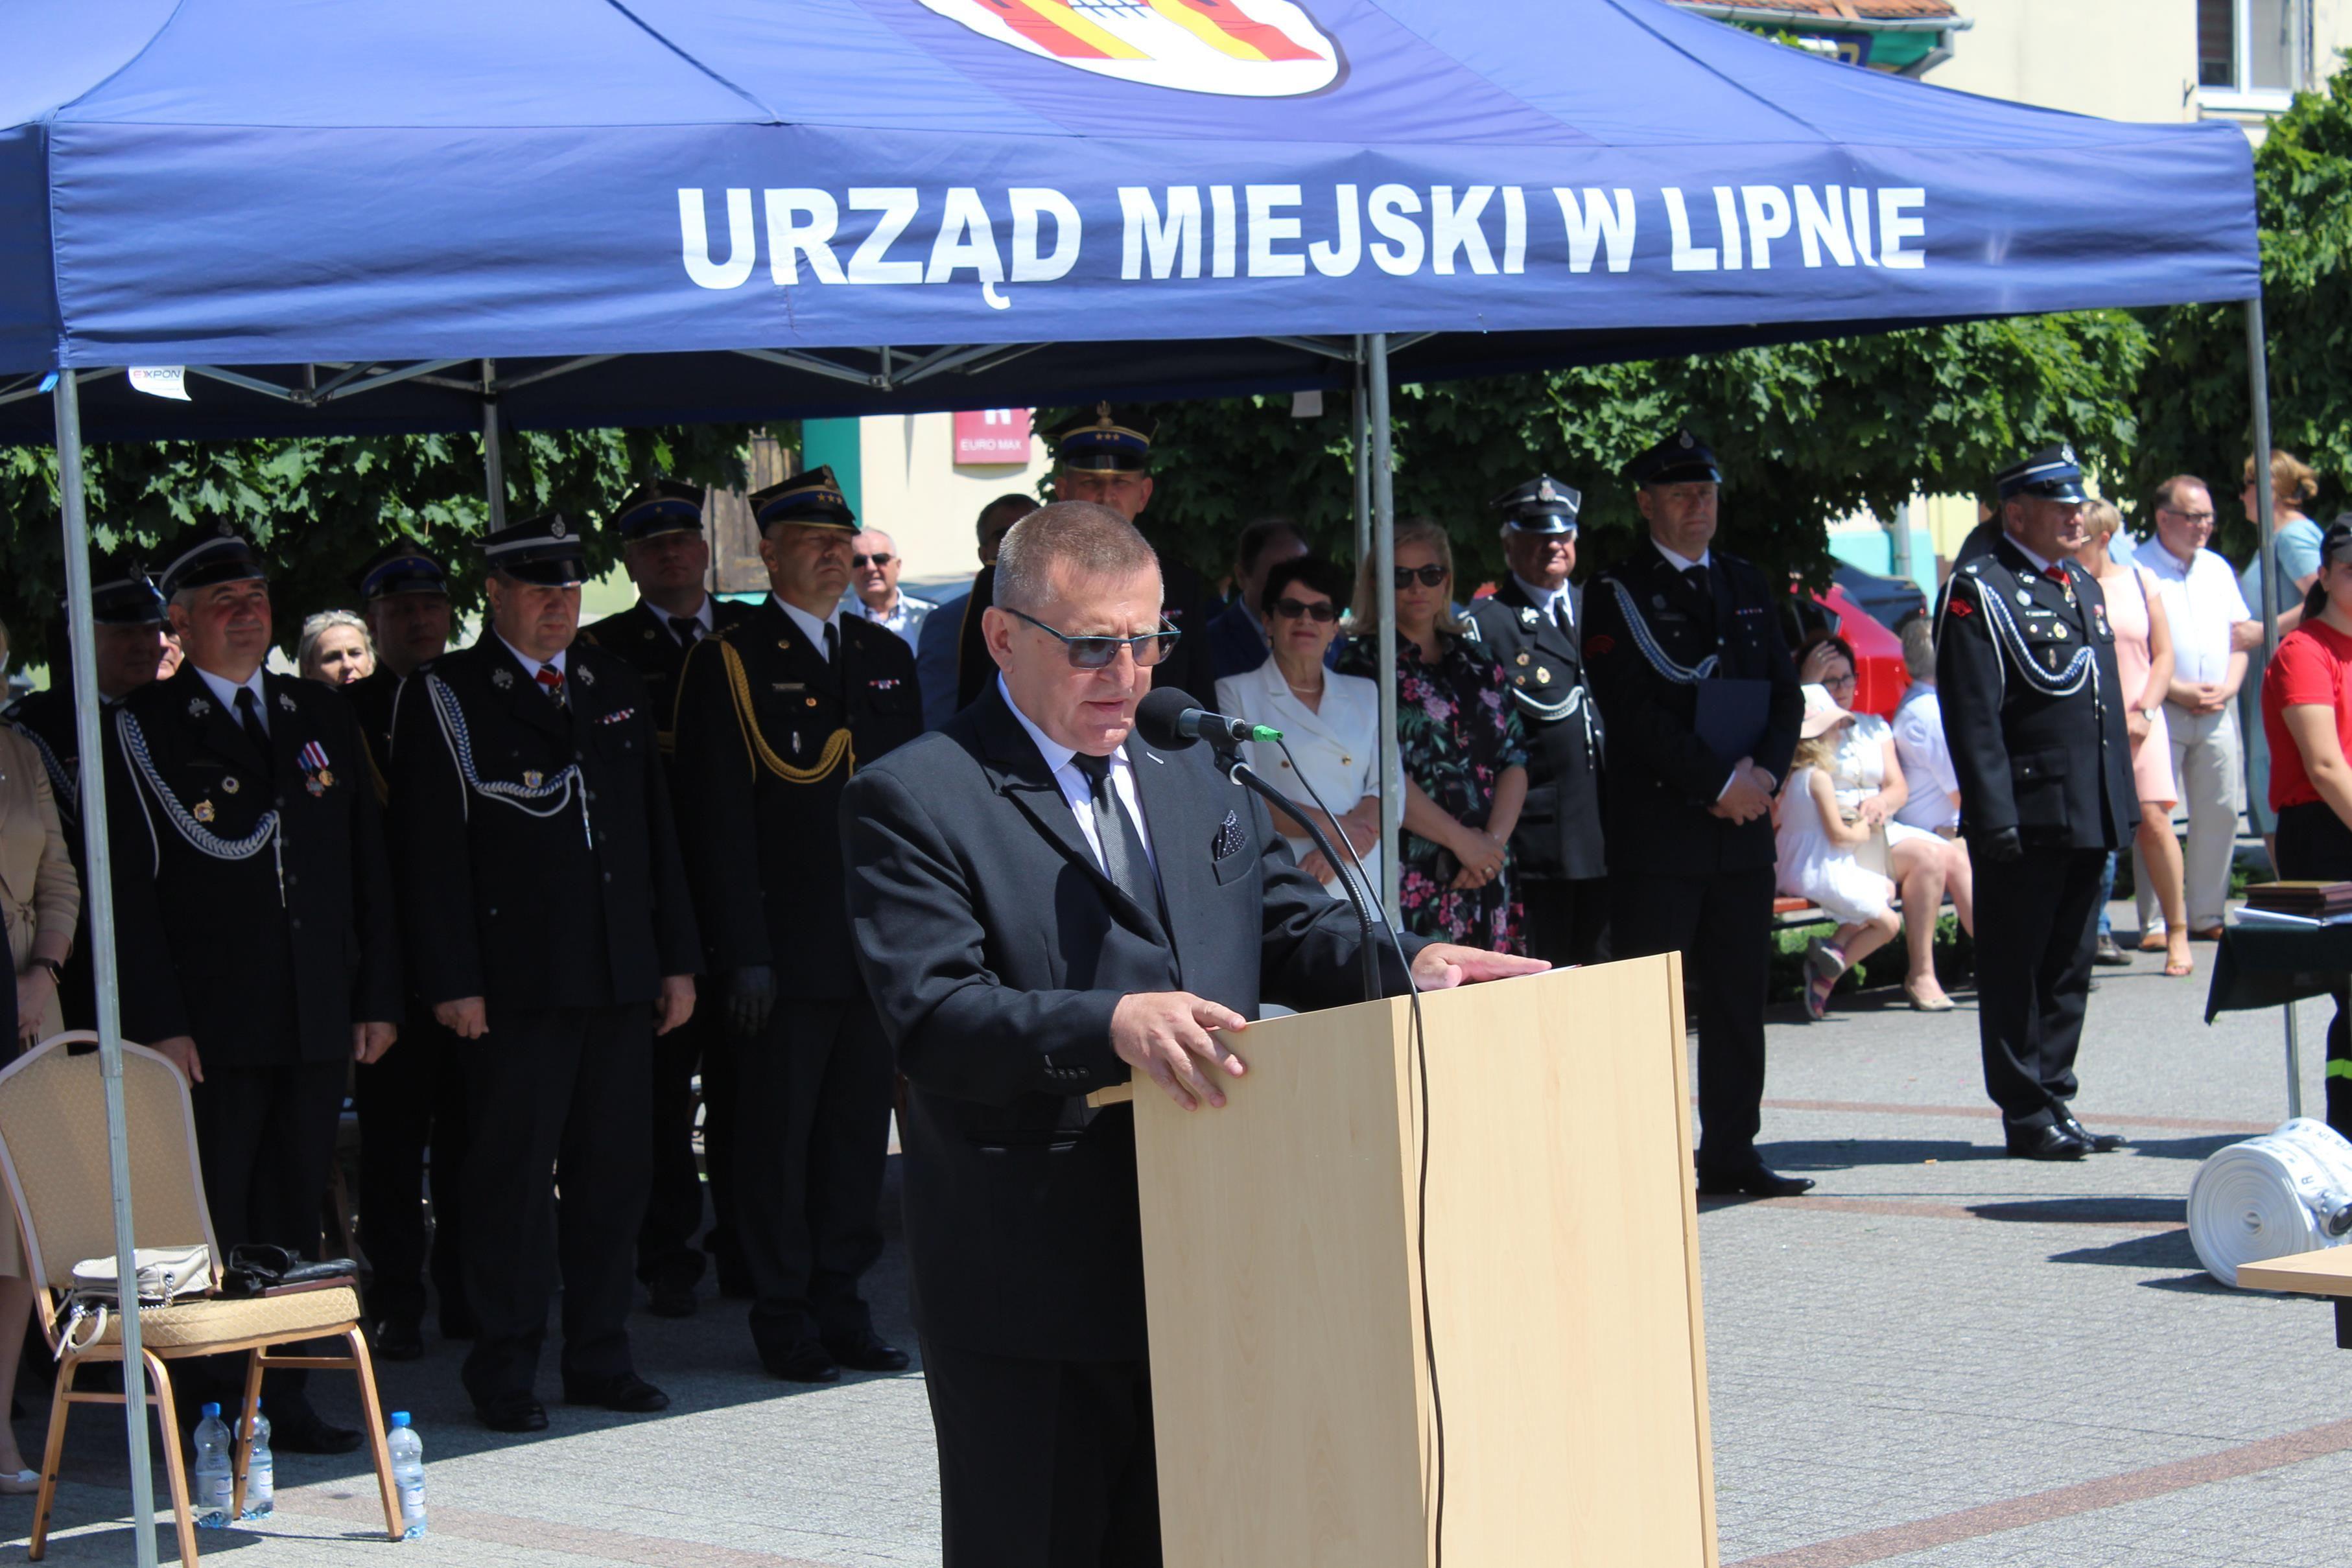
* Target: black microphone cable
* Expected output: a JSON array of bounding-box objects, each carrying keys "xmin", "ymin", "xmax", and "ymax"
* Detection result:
[{"xmin": 1269, "ymin": 732, "xmax": 1446, "ymax": 1566}]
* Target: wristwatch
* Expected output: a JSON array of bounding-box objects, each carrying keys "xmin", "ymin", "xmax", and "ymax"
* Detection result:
[{"xmin": 29, "ymin": 957, "xmax": 61, "ymax": 981}]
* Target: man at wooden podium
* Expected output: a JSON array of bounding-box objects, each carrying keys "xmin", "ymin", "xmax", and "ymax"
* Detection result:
[{"xmin": 842, "ymin": 501, "xmax": 1542, "ymax": 1567}]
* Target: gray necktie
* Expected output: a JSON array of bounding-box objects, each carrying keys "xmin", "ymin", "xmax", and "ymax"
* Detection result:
[{"xmin": 1072, "ymin": 752, "xmax": 1156, "ymax": 915}]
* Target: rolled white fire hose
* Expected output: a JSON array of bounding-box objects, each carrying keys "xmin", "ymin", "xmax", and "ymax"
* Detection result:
[{"xmin": 2188, "ymin": 1117, "xmax": 2352, "ymax": 1288}]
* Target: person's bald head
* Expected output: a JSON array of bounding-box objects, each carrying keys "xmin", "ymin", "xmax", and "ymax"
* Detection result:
[{"xmin": 851, "ymin": 528, "xmax": 900, "ymax": 611}]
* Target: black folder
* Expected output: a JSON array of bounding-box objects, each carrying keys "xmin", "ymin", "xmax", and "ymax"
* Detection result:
[{"xmin": 1694, "ymin": 678, "xmax": 1770, "ymax": 771}]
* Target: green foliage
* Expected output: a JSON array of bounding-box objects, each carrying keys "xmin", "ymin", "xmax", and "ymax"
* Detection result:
[
  {"xmin": 1060, "ymin": 310, "xmax": 2147, "ymax": 591},
  {"xmin": 0, "ymin": 424, "xmax": 755, "ymax": 665},
  {"xmin": 2137, "ymin": 56, "xmax": 2352, "ymax": 557}
]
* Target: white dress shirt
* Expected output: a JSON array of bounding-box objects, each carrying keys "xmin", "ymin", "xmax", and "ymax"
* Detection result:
[
  {"xmin": 775, "ymin": 594, "xmax": 845, "ymax": 661},
  {"xmin": 652, "ymin": 595, "xmax": 715, "ymax": 645},
  {"xmin": 1511, "ymin": 575, "xmax": 1573, "ymax": 630},
  {"xmin": 495, "ymin": 633, "xmax": 566, "ymax": 682},
  {"xmin": 1652, "ymin": 541, "xmax": 1711, "ymax": 574},
  {"xmin": 842, "ymin": 589, "xmax": 937, "ymax": 650},
  {"xmin": 998, "ymin": 675, "xmax": 1157, "ymax": 872},
  {"xmin": 195, "ymin": 666, "xmax": 270, "ymax": 734},
  {"xmin": 2140, "ymin": 543, "xmax": 2252, "ymax": 686}
]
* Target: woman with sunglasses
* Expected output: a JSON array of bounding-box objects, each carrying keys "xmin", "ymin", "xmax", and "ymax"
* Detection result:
[
  {"xmin": 1215, "ymin": 556, "xmax": 1399, "ymax": 900},
  {"xmin": 1337, "ymin": 518, "xmax": 1530, "ymax": 952}
]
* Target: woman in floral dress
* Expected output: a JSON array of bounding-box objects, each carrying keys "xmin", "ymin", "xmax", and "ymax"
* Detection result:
[{"xmin": 1337, "ymin": 517, "xmax": 1530, "ymax": 951}]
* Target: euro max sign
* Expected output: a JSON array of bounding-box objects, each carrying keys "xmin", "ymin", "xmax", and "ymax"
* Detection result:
[{"xmin": 677, "ymin": 182, "xmax": 1931, "ymax": 309}]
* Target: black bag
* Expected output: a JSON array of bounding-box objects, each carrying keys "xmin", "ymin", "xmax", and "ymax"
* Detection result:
[{"xmin": 215, "ymin": 1243, "xmax": 359, "ymax": 1300}]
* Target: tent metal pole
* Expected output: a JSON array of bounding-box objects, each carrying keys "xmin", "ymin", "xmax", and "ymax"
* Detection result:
[
  {"xmin": 1368, "ymin": 333, "xmax": 1401, "ymax": 915},
  {"xmin": 53, "ymin": 371, "xmax": 162, "ymax": 1568},
  {"xmin": 1352, "ymin": 340, "xmax": 1371, "ymax": 576},
  {"xmin": 482, "ymin": 360, "xmax": 508, "ymax": 532},
  {"xmin": 2245, "ymin": 296, "xmax": 2301, "ymax": 1118}
]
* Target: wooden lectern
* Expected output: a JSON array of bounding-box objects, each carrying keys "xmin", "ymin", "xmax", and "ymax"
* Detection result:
[{"xmin": 1109, "ymin": 955, "xmax": 1716, "ymax": 1567}]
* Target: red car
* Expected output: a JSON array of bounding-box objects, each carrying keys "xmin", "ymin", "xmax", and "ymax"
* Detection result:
[{"xmin": 1786, "ymin": 581, "xmax": 1910, "ymax": 718}]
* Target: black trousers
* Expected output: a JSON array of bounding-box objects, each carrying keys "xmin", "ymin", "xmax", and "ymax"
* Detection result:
[
  {"xmin": 458, "ymin": 1003, "xmax": 652, "ymax": 1404},
  {"xmin": 1610, "ymin": 867, "xmax": 1772, "ymax": 1168},
  {"xmin": 921, "ymin": 1338, "xmax": 1161, "ymax": 1568},
  {"xmin": 354, "ymin": 1012, "xmax": 470, "ymax": 1331},
  {"xmin": 736, "ymin": 996, "xmax": 893, "ymax": 1355},
  {"xmin": 2275, "ymin": 803, "xmax": 2352, "ymax": 1138},
  {"xmin": 1971, "ymin": 845, "xmax": 2104, "ymax": 1130},
  {"xmin": 187, "ymin": 1058, "xmax": 348, "ymax": 1409},
  {"xmin": 637, "ymin": 1003, "xmax": 729, "ymax": 1291},
  {"xmin": 1522, "ymin": 875, "xmax": 1610, "ymax": 968}
]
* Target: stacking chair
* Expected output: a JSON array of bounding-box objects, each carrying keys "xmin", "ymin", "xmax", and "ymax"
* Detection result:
[{"xmin": 0, "ymin": 1033, "xmax": 401, "ymax": 1562}]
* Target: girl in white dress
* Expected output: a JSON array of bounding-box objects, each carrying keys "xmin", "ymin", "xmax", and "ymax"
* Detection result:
[{"xmin": 1776, "ymin": 684, "xmax": 1898, "ymax": 1020}]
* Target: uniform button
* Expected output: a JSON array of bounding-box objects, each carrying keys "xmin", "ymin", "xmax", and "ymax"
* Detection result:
[
  {"xmin": 575, "ymin": 751, "xmax": 585, "ymax": 762},
  {"xmin": 284, "ymin": 873, "xmax": 296, "ymax": 887},
  {"xmin": 289, "ymin": 918, "xmax": 301, "ymax": 930},
  {"xmin": 603, "ymin": 872, "xmax": 613, "ymax": 883},
  {"xmin": 488, "ymin": 906, "xmax": 498, "ymax": 917}
]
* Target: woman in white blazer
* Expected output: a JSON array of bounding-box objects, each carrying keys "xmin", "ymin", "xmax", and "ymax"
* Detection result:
[{"xmin": 1214, "ymin": 556, "xmax": 1399, "ymax": 902}]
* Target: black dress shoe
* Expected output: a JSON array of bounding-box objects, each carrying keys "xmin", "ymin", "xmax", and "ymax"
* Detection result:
[
  {"xmin": 1695, "ymin": 1164, "xmax": 1816, "ymax": 1198},
  {"xmin": 646, "ymin": 1281, "xmax": 698, "ymax": 1319},
  {"xmin": 760, "ymin": 1338, "xmax": 841, "ymax": 1384},
  {"xmin": 439, "ymin": 1307, "xmax": 478, "ymax": 1341},
  {"xmin": 273, "ymin": 1410, "xmax": 364, "ymax": 1455},
  {"xmin": 2005, "ymin": 1123, "xmax": 2089, "ymax": 1161},
  {"xmin": 714, "ymin": 1265, "xmax": 754, "ymax": 1301},
  {"xmin": 2055, "ymin": 1110, "xmax": 2125, "ymax": 1153},
  {"xmin": 476, "ymin": 1392, "xmax": 548, "ymax": 1433},
  {"xmin": 371, "ymin": 1318, "xmax": 423, "ymax": 1363},
  {"xmin": 824, "ymin": 1330, "xmax": 910, "ymax": 1373},
  {"xmin": 563, "ymin": 1372, "xmax": 670, "ymax": 1414}
]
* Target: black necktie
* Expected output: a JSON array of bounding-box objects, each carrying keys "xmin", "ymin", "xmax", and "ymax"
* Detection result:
[
  {"xmin": 1682, "ymin": 564, "xmax": 1709, "ymax": 598},
  {"xmin": 670, "ymin": 614, "xmax": 701, "ymax": 645},
  {"xmin": 233, "ymin": 687, "xmax": 272, "ymax": 771},
  {"xmin": 1553, "ymin": 599, "xmax": 1573, "ymax": 638},
  {"xmin": 822, "ymin": 620, "xmax": 841, "ymax": 664},
  {"xmin": 1072, "ymin": 752, "xmax": 1157, "ymax": 915}
]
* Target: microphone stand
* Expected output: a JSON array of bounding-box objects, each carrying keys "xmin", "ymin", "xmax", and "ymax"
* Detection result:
[{"xmin": 1210, "ymin": 743, "xmax": 1387, "ymax": 1003}]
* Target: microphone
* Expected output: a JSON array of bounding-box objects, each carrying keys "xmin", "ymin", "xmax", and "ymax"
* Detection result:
[{"xmin": 1135, "ymin": 687, "xmax": 1280, "ymax": 751}]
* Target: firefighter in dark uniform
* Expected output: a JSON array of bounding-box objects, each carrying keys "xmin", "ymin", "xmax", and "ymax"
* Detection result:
[
  {"xmin": 344, "ymin": 543, "xmax": 471, "ymax": 1359},
  {"xmin": 388, "ymin": 513, "xmax": 702, "ymax": 1433},
  {"xmin": 672, "ymin": 467, "xmax": 921, "ymax": 1382},
  {"xmin": 1936, "ymin": 444, "xmax": 2135, "ymax": 1160},
  {"xmin": 950, "ymin": 407, "xmax": 1216, "ymax": 713},
  {"xmin": 580, "ymin": 480, "xmax": 759, "ymax": 1316},
  {"xmin": 105, "ymin": 528, "xmax": 401, "ymax": 1454},
  {"xmin": 6, "ymin": 557, "xmax": 169, "ymax": 1031},
  {"xmin": 1582, "ymin": 430, "xmax": 1808, "ymax": 1198},
  {"xmin": 1464, "ymin": 475, "xmax": 1609, "ymax": 966}
]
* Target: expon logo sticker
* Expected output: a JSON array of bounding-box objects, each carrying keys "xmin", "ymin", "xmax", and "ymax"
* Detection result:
[{"xmin": 913, "ymin": 0, "xmax": 1340, "ymax": 97}]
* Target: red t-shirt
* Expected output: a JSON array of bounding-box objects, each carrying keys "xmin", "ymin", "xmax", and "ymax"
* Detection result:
[{"xmin": 2263, "ymin": 620, "xmax": 2352, "ymax": 811}]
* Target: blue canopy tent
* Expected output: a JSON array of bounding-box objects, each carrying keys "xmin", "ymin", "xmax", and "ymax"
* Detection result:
[{"xmin": 0, "ymin": 3, "xmax": 2267, "ymax": 1554}]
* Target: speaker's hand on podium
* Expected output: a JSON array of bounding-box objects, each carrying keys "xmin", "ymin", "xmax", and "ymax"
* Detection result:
[
  {"xmin": 1112, "ymin": 992, "xmax": 1250, "ymax": 1112},
  {"xmin": 1411, "ymin": 945, "xmax": 1551, "ymax": 990}
]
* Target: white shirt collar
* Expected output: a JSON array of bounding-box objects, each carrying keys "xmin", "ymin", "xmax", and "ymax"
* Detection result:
[
  {"xmin": 495, "ymin": 631, "xmax": 565, "ymax": 677},
  {"xmin": 1000, "ymin": 673, "xmax": 1092, "ymax": 776},
  {"xmin": 1512, "ymin": 574, "xmax": 1571, "ymax": 623},
  {"xmin": 1652, "ymin": 539, "xmax": 1710, "ymax": 574},
  {"xmin": 2003, "ymin": 535, "xmax": 2056, "ymax": 576},
  {"xmin": 996, "ymin": 675, "xmax": 1152, "ymax": 869},
  {"xmin": 194, "ymin": 664, "xmax": 267, "ymax": 725},
  {"xmin": 775, "ymin": 594, "xmax": 843, "ymax": 659},
  {"xmin": 650, "ymin": 594, "xmax": 713, "ymax": 644}
]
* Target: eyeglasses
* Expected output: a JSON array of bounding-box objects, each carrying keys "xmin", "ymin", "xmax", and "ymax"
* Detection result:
[
  {"xmin": 1393, "ymin": 565, "xmax": 1450, "ymax": 589},
  {"xmin": 1271, "ymin": 597, "xmax": 1338, "ymax": 623},
  {"xmin": 1818, "ymin": 672, "xmax": 1858, "ymax": 691},
  {"xmin": 2159, "ymin": 508, "xmax": 2217, "ymax": 526},
  {"xmin": 1006, "ymin": 606, "xmax": 1182, "ymax": 669},
  {"xmin": 851, "ymin": 553, "xmax": 893, "ymax": 568}
]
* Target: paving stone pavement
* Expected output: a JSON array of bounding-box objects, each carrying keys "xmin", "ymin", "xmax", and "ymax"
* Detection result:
[{"xmin": 10, "ymin": 908, "xmax": 2352, "ymax": 1565}]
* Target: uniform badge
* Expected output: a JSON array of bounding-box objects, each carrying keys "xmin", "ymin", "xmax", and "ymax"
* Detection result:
[
  {"xmin": 1536, "ymin": 668, "xmax": 1552, "ymax": 685},
  {"xmin": 316, "ymin": 769, "xmax": 334, "ymax": 788},
  {"xmin": 2017, "ymin": 591, "xmax": 2033, "ymax": 607},
  {"xmin": 1516, "ymin": 653, "xmax": 1530, "ymax": 665},
  {"xmin": 577, "ymin": 665, "xmax": 596, "ymax": 687},
  {"xmin": 1652, "ymin": 595, "xmax": 1668, "ymax": 610},
  {"xmin": 2054, "ymin": 625, "xmax": 2069, "ymax": 640},
  {"xmin": 221, "ymin": 776, "xmax": 241, "ymax": 795},
  {"xmin": 192, "ymin": 801, "xmax": 215, "ymax": 823},
  {"xmin": 188, "ymin": 697, "xmax": 211, "ymax": 718},
  {"xmin": 779, "ymin": 640, "xmax": 793, "ymax": 651},
  {"xmin": 523, "ymin": 769, "xmax": 544, "ymax": 788},
  {"xmin": 1520, "ymin": 608, "xmax": 1538, "ymax": 627},
  {"xmin": 305, "ymin": 777, "xmax": 325, "ymax": 797},
  {"xmin": 278, "ymin": 692, "xmax": 297, "ymax": 713},
  {"xmin": 491, "ymin": 667, "xmax": 515, "ymax": 690},
  {"xmin": 804, "ymin": 697, "xmax": 819, "ymax": 708}
]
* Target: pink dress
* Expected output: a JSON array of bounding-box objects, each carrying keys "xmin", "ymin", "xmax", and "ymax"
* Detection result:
[{"xmin": 2099, "ymin": 563, "xmax": 2176, "ymax": 808}]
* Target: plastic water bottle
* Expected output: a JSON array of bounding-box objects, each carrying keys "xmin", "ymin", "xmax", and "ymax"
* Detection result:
[
  {"xmin": 238, "ymin": 1403, "xmax": 273, "ymax": 1519},
  {"xmin": 191, "ymin": 1403, "xmax": 233, "ymax": 1528},
  {"xmin": 387, "ymin": 1412, "xmax": 426, "ymax": 1539}
]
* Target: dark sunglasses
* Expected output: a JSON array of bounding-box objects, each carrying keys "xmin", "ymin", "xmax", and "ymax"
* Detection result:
[
  {"xmin": 1271, "ymin": 597, "xmax": 1338, "ymax": 623},
  {"xmin": 851, "ymin": 552, "xmax": 894, "ymax": 568},
  {"xmin": 1393, "ymin": 564, "xmax": 1450, "ymax": 589},
  {"xmin": 1007, "ymin": 607, "xmax": 1182, "ymax": 670}
]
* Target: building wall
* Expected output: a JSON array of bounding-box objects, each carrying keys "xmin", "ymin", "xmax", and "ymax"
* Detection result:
[
  {"xmin": 1927, "ymin": 0, "xmax": 2198, "ymax": 121},
  {"xmin": 857, "ymin": 412, "xmax": 1055, "ymax": 600}
]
